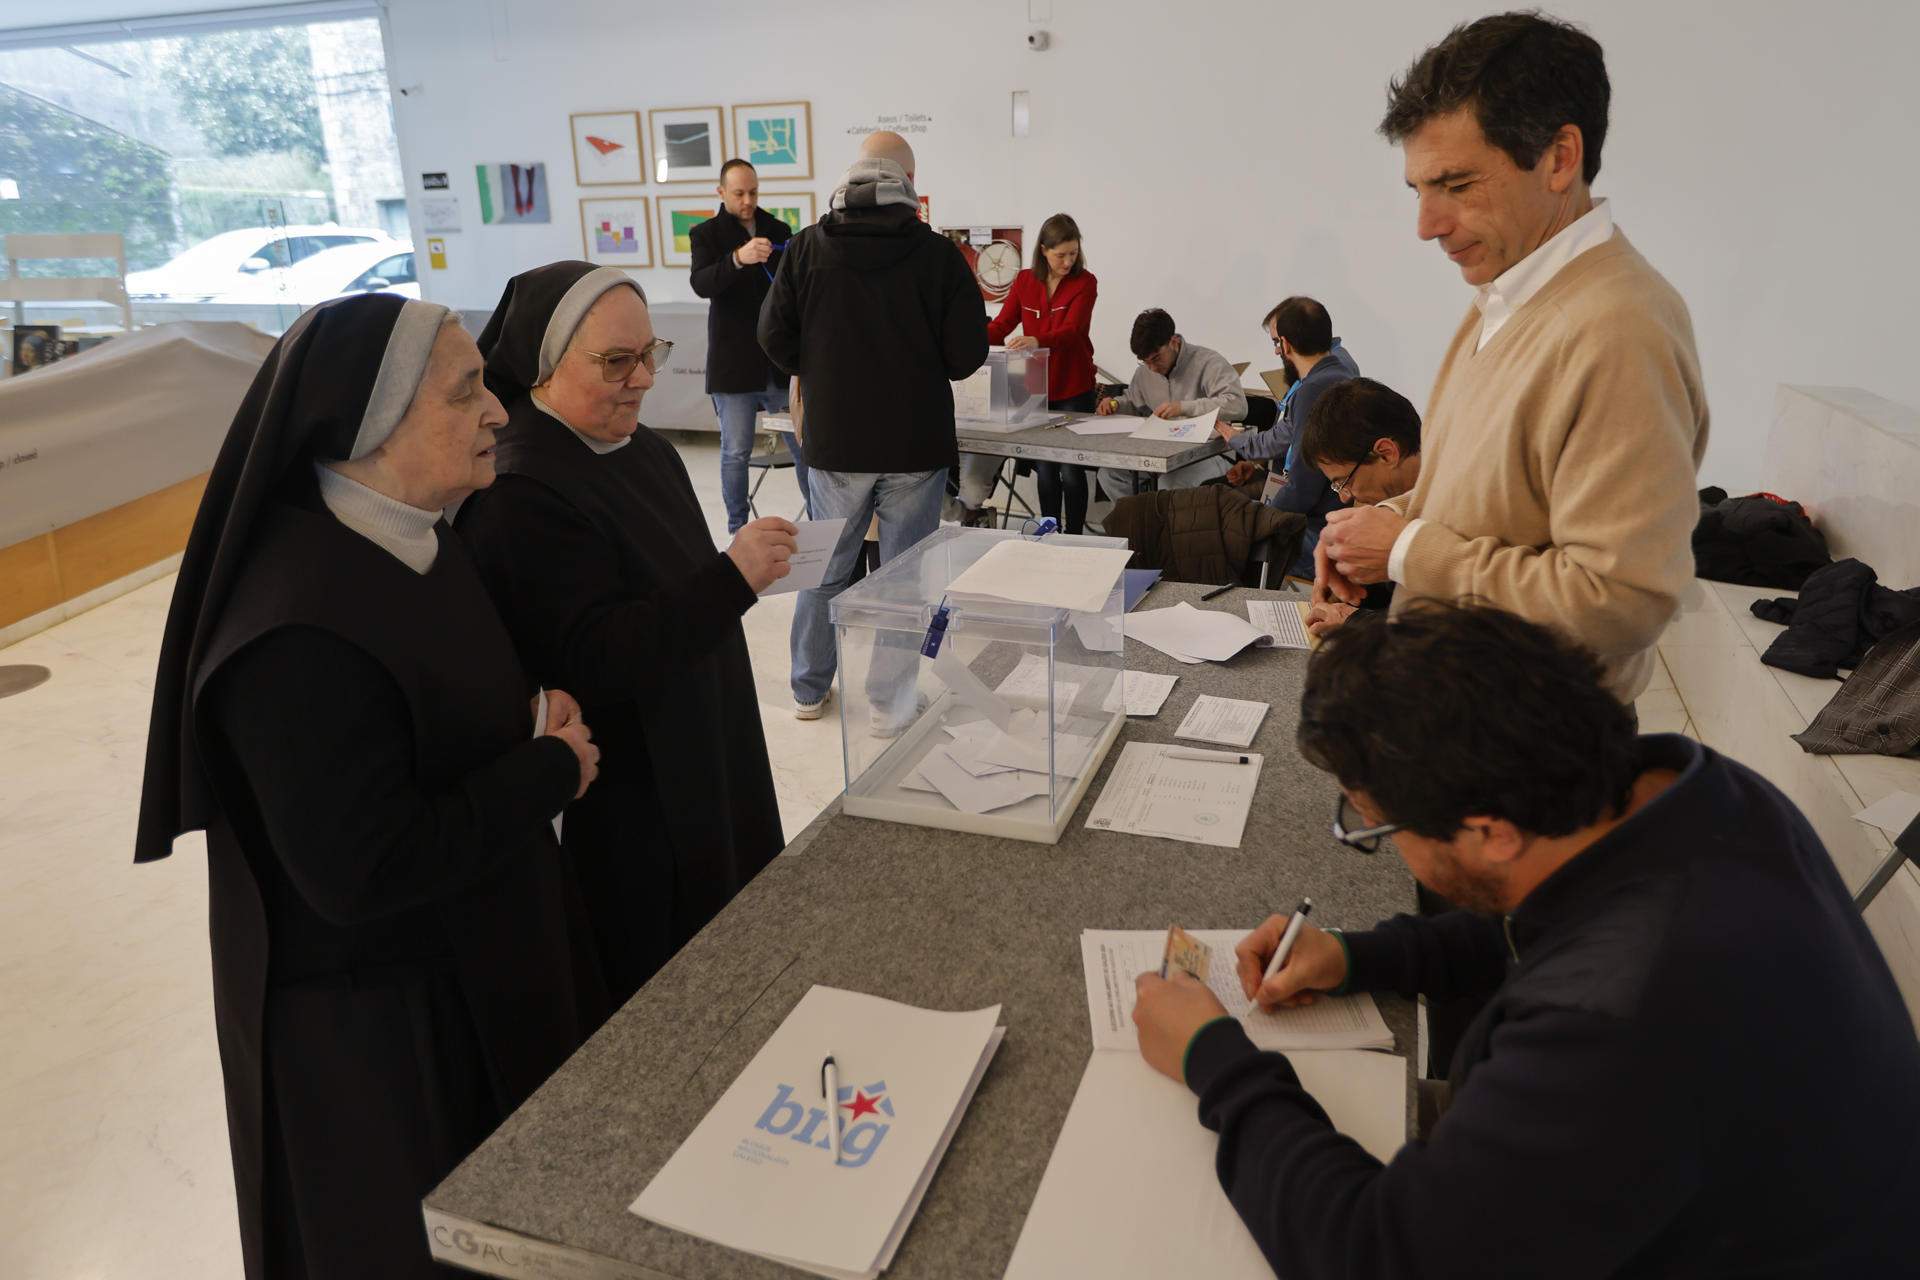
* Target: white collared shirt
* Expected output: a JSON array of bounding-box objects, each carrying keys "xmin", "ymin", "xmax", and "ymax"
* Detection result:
[
  {"xmin": 1473, "ymin": 197, "xmax": 1614, "ymax": 352},
  {"xmin": 1387, "ymin": 198, "xmax": 1615, "ymax": 583}
]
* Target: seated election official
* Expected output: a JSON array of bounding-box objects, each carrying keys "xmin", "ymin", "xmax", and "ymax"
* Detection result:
[
  {"xmin": 457, "ymin": 262, "xmax": 791, "ymax": 1009},
  {"xmin": 1094, "ymin": 308, "xmax": 1246, "ymax": 500},
  {"xmin": 133, "ymin": 295, "xmax": 606, "ymax": 1280},
  {"xmin": 1133, "ymin": 605, "xmax": 1920, "ymax": 1278}
]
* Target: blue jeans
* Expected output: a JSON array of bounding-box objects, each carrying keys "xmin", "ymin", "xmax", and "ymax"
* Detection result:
[
  {"xmin": 712, "ymin": 381, "xmax": 803, "ymax": 533},
  {"xmin": 790, "ymin": 468, "xmax": 946, "ymax": 706}
]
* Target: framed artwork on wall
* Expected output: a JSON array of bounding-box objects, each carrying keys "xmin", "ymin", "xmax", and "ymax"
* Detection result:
[
  {"xmin": 648, "ymin": 106, "xmax": 726, "ymax": 184},
  {"xmin": 657, "ymin": 194, "xmax": 720, "ymax": 269},
  {"xmin": 940, "ymin": 226, "xmax": 1024, "ymax": 303},
  {"xmin": 570, "ymin": 111, "xmax": 645, "ymax": 187},
  {"xmin": 757, "ymin": 191, "xmax": 817, "ymax": 237},
  {"xmin": 477, "ymin": 162, "xmax": 550, "ymax": 224},
  {"xmin": 580, "ymin": 195, "xmax": 654, "ymax": 268},
  {"xmin": 732, "ymin": 100, "xmax": 813, "ymax": 181}
]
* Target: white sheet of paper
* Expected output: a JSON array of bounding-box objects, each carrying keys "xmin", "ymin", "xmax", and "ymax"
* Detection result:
[
  {"xmin": 1246, "ymin": 598, "xmax": 1312, "ymax": 650},
  {"xmin": 1127, "ymin": 406, "xmax": 1219, "ymax": 443},
  {"xmin": 1174, "ymin": 694, "xmax": 1270, "ymax": 749},
  {"xmin": 917, "ymin": 747, "xmax": 1052, "ymax": 813},
  {"xmin": 757, "ymin": 518, "xmax": 849, "ymax": 596},
  {"xmin": 1062, "ymin": 415, "xmax": 1142, "ymax": 435},
  {"xmin": 1002, "ymin": 1050, "xmax": 1404, "ymax": 1280},
  {"xmin": 1083, "ymin": 741, "xmax": 1261, "ymax": 849},
  {"xmin": 1124, "ymin": 602, "xmax": 1270, "ymax": 663},
  {"xmin": 630, "ymin": 987, "xmax": 1002, "ymax": 1280},
  {"xmin": 945, "ymin": 539, "xmax": 1134, "ymax": 615},
  {"xmin": 972, "ymin": 723, "xmax": 1099, "ymax": 779},
  {"xmin": 1854, "ymin": 790, "xmax": 1920, "ymax": 836},
  {"xmin": 1101, "ymin": 670, "xmax": 1178, "ymax": 717},
  {"xmin": 1079, "ymin": 929, "xmax": 1394, "ymax": 1053}
]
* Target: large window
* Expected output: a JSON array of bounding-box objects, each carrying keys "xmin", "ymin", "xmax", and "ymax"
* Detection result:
[{"xmin": 0, "ymin": 11, "xmax": 408, "ymax": 346}]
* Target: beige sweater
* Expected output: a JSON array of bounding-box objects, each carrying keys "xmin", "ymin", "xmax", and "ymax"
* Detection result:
[{"xmin": 1388, "ymin": 232, "xmax": 1708, "ymax": 701}]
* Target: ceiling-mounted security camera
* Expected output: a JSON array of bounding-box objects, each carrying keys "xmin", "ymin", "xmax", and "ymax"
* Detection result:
[{"xmin": 1027, "ymin": 30, "xmax": 1051, "ymax": 51}]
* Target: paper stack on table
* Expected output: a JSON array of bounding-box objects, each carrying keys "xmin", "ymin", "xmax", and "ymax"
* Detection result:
[
  {"xmin": 1128, "ymin": 406, "xmax": 1219, "ymax": 443},
  {"xmin": 1079, "ymin": 930, "xmax": 1394, "ymax": 1054},
  {"xmin": 631, "ymin": 986, "xmax": 1005, "ymax": 1280},
  {"xmin": 1101, "ymin": 670, "xmax": 1178, "ymax": 717},
  {"xmin": 899, "ymin": 714, "xmax": 1096, "ymax": 814},
  {"xmin": 945, "ymin": 539, "xmax": 1133, "ymax": 614},
  {"xmin": 1175, "ymin": 694, "xmax": 1269, "ymax": 748},
  {"xmin": 1000, "ymin": 931, "xmax": 1403, "ymax": 1277},
  {"xmin": 1246, "ymin": 597, "xmax": 1318, "ymax": 650},
  {"xmin": 1124, "ymin": 602, "xmax": 1278, "ymax": 663},
  {"xmin": 1084, "ymin": 741, "xmax": 1264, "ymax": 848}
]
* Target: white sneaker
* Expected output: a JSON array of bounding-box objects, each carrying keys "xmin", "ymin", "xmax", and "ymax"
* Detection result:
[
  {"xmin": 869, "ymin": 692, "xmax": 932, "ymax": 739},
  {"xmin": 795, "ymin": 691, "xmax": 830, "ymax": 720}
]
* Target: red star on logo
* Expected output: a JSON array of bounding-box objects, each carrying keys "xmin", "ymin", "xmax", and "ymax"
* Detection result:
[{"xmin": 842, "ymin": 1090, "xmax": 881, "ymax": 1121}]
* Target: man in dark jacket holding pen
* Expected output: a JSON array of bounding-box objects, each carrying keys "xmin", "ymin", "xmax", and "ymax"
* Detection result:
[
  {"xmin": 1133, "ymin": 603, "xmax": 1920, "ymax": 1278},
  {"xmin": 690, "ymin": 158, "xmax": 804, "ymax": 533},
  {"xmin": 759, "ymin": 130, "xmax": 988, "ymax": 724}
]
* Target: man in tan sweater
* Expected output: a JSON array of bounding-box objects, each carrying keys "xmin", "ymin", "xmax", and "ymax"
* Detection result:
[{"xmin": 1315, "ymin": 12, "xmax": 1708, "ymax": 704}]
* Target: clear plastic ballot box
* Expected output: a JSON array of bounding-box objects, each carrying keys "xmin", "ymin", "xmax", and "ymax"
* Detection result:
[
  {"xmin": 952, "ymin": 347, "xmax": 1052, "ymax": 432},
  {"xmin": 829, "ymin": 526, "xmax": 1128, "ymax": 843}
]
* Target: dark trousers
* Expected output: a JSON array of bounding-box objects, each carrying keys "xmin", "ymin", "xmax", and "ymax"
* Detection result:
[{"xmin": 1033, "ymin": 391, "xmax": 1098, "ymax": 534}]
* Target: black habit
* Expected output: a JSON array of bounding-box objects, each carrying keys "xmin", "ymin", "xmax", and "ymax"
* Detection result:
[
  {"xmin": 135, "ymin": 294, "xmax": 601, "ymax": 1279},
  {"xmin": 458, "ymin": 262, "xmax": 784, "ymax": 1008}
]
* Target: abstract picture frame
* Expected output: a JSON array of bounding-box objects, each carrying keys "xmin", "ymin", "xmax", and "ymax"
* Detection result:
[
  {"xmin": 580, "ymin": 195, "xmax": 654, "ymax": 269},
  {"xmin": 648, "ymin": 106, "xmax": 727, "ymax": 185},
  {"xmin": 732, "ymin": 100, "xmax": 813, "ymax": 181},
  {"xmin": 570, "ymin": 111, "xmax": 645, "ymax": 187},
  {"xmin": 656, "ymin": 195, "xmax": 720, "ymax": 269},
  {"xmin": 757, "ymin": 191, "xmax": 817, "ymax": 237}
]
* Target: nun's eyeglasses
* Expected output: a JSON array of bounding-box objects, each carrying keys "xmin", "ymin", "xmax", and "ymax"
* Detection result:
[
  {"xmin": 1333, "ymin": 793, "xmax": 1404, "ymax": 853},
  {"xmin": 580, "ymin": 338, "xmax": 674, "ymax": 381}
]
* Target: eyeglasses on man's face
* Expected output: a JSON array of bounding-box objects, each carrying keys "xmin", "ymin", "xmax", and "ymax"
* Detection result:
[
  {"xmin": 579, "ymin": 337, "xmax": 673, "ymax": 382},
  {"xmin": 1330, "ymin": 454, "xmax": 1376, "ymax": 500},
  {"xmin": 1333, "ymin": 792, "xmax": 1404, "ymax": 853}
]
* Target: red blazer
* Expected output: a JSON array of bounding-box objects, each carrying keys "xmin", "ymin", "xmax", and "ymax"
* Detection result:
[{"xmin": 986, "ymin": 268, "xmax": 1097, "ymax": 402}]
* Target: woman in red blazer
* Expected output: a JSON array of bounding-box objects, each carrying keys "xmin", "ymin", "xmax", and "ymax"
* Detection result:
[{"xmin": 987, "ymin": 213, "xmax": 1098, "ymax": 533}]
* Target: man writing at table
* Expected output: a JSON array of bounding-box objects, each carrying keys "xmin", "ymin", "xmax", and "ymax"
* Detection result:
[
  {"xmin": 1094, "ymin": 307, "xmax": 1246, "ymax": 500},
  {"xmin": 1313, "ymin": 11, "xmax": 1708, "ymax": 707},
  {"xmin": 1134, "ymin": 604, "xmax": 1920, "ymax": 1277}
]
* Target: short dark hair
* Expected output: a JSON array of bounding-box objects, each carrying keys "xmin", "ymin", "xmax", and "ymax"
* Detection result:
[
  {"xmin": 1261, "ymin": 296, "xmax": 1333, "ymax": 356},
  {"xmin": 718, "ymin": 158, "xmax": 755, "ymax": 184},
  {"xmin": 1296, "ymin": 603, "xmax": 1638, "ymax": 839},
  {"xmin": 1299, "ymin": 377, "xmax": 1421, "ymax": 466},
  {"xmin": 1130, "ymin": 308, "xmax": 1175, "ymax": 359},
  {"xmin": 1379, "ymin": 11, "xmax": 1610, "ymax": 185},
  {"xmin": 1032, "ymin": 212, "xmax": 1086, "ymax": 280}
]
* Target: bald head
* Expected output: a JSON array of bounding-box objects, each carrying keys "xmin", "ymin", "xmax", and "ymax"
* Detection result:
[{"xmin": 860, "ymin": 130, "xmax": 916, "ymax": 179}]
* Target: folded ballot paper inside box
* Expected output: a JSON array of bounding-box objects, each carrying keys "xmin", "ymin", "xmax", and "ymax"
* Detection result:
[{"xmin": 631, "ymin": 986, "xmax": 1005, "ymax": 1280}]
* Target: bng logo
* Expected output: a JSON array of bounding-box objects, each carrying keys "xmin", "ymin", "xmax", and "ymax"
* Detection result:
[{"xmin": 753, "ymin": 1078, "xmax": 896, "ymax": 1168}]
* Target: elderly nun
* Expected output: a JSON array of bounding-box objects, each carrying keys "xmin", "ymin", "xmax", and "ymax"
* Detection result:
[
  {"xmin": 135, "ymin": 294, "xmax": 605, "ymax": 1279},
  {"xmin": 456, "ymin": 262, "xmax": 791, "ymax": 1009}
]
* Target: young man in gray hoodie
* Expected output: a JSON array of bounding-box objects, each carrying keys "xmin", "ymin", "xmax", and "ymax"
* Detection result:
[{"xmin": 759, "ymin": 131, "xmax": 988, "ymax": 722}]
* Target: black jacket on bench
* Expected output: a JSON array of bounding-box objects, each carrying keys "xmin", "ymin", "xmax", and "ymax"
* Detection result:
[{"xmin": 1184, "ymin": 734, "xmax": 1920, "ymax": 1278}]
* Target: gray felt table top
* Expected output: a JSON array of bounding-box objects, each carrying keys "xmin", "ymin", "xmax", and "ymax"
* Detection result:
[{"xmin": 424, "ymin": 581, "xmax": 1418, "ymax": 1280}]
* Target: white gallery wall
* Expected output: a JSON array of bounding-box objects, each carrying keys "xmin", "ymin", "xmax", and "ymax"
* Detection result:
[{"xmin": 380, "ymin": 0, "xmax": 1920, "ymax": 493}]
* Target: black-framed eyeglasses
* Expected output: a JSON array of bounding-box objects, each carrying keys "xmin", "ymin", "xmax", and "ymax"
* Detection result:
[
  {"xmin": 1333, "ymin": 793, "xmax": 1403, "ymax": 853},
  {"xmin": 1329, "ymin": 454, "xmax": 1374, "ymax": 500},
  {"xmin": 579, "ymin": 338, "xmax": 673, "ymax": 382}
]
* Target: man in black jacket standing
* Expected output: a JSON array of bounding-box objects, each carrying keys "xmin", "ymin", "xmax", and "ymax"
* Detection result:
[
  {"xmin": 760, "ymin": 131, "xmax": 987, "ymax": 722},
  {"xmin": 690, "ymin": 158, "xmax": 804, "ymax": 533},
  {"xmin": 1134, "ymin": 603, "xmax": 1920, "ymax": 1278}
]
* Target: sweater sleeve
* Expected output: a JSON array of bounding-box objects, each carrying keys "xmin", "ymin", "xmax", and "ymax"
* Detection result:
[
  {"xmin": 1184, "ymin": 1001, "xmax": 1699, "ymax": 1278},
  {"xmin": 205, "ymin": 626, "xmax": 578, "ymax": 927},
  {"xmin": 461, "ymin": 475, "xmax": 757, "ymax": 711},
  {"xmin": 1180, "ymin": 349, "xmax": 1249, "ymax": 423},
  {"xmin": 1024, "ymin": 274, "xmax": 1096, "ymax": 350},
  {"xmin": 688, "ymin": 221, "xmax": 751, "ymax": 299},
  {"xmin": 1400, "ymin": 315, "xmax": 1703, "ymax": 661},
  {"xmin": 1338, "ymin": 910, "xmax": 1512, "ymax": 1001}
]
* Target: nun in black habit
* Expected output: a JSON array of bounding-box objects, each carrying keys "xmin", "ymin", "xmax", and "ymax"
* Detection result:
[
  {"xmin": 134, "ymin": 293, "xmax": 606, "ymax": 1279},
  {"xmin": 456, "ymin": 262, "xmax": 791, "ymax": 1008}
]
